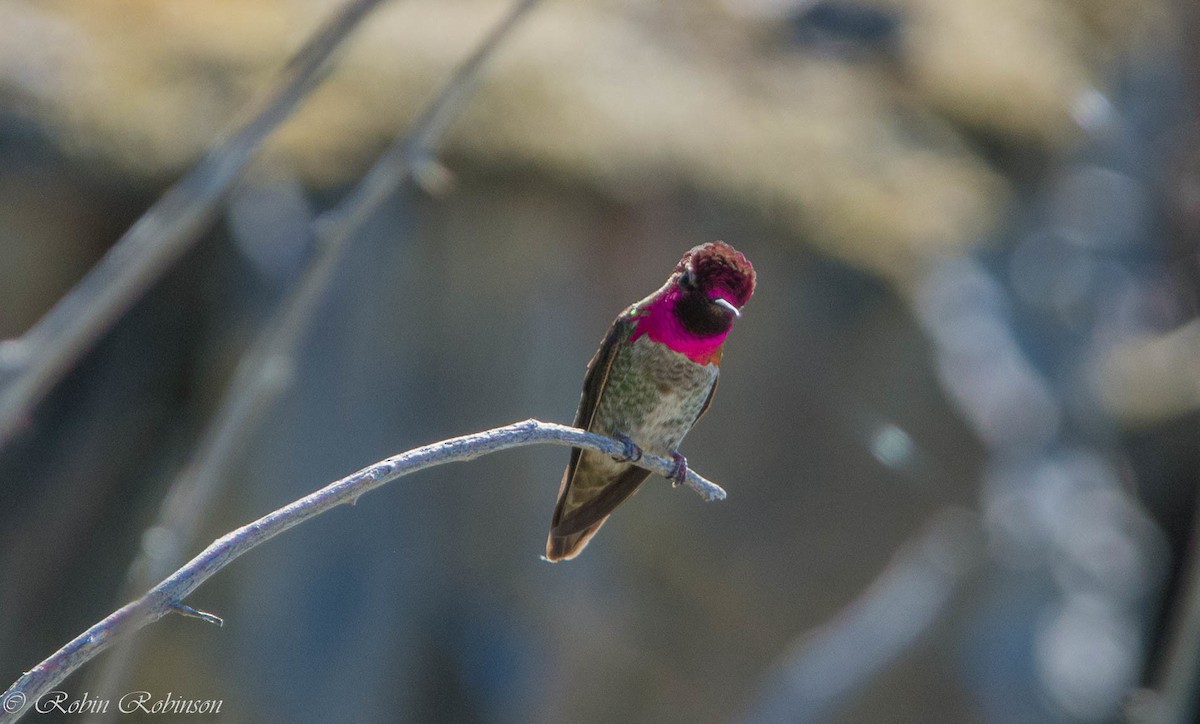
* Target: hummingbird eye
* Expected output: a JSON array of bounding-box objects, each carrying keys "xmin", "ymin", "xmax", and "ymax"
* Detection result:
[{"xmin": 679, "ymin": 269, "xmax": 697, "ymax": 291}]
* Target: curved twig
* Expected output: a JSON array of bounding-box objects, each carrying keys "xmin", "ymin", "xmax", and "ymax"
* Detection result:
[{"xmin": 0, "ymin": 420, "xmax": 725, "ymax": 722}]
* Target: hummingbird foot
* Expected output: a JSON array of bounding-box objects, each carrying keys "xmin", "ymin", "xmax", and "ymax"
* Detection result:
[
  {"xmin": 612, "ymin": 432, "xmax": 643, "ymax": 463},
  {"xmin": 668, "ymin": 451, "xmax": 688, "ymax": 487}
]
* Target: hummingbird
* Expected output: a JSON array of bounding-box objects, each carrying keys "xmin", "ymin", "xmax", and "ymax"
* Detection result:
[{"xmin": 545, "ymin": 241, "xmax": 756, "ymax": 561}]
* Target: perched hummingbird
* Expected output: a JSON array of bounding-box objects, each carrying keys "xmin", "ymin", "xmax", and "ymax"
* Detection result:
[{"xmin": 545, "ymin": 241, "xmax": 756, "ymax": 561}]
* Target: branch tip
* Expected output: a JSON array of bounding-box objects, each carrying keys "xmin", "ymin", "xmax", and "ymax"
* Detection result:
[
  {"xmin": 170, "ymin": 603, "xmax": 224, "ymax": 627},
  {"xmin": 701, "ymin": 484, "xmax": 728, "ymax": 502}
]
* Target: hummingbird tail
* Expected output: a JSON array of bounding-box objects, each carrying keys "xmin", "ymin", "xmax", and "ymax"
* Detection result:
[{"xmin": 544, "ymin": 518, "xmax": 608, "ymax": 562}]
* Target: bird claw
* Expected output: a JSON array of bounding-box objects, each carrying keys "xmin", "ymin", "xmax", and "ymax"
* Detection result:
[
  {"xmin": 613, "ymin": 432, "xmax": 642, "ymax": 463},
  {"xmin": 669, "ymin": 451, "xmax": 688, "ymax": 487}
]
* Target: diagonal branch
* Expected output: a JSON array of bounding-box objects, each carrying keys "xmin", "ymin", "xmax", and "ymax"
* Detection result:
[
  {"xmin": 0, "ymin": 0, "xmax": 392, "ymax": 450},
  {"xmin": 0, "ymin": 420, "xmax": 725, "ymax": 721}
]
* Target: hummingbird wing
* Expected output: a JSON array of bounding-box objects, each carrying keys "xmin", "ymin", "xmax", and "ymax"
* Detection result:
[
  {"xmin": 696, "ymin": 372, "xmax": 718, "ymax": 421},
  {"xmin": 574, "ymin": 313, "xmax": 637, "ymax": 433},
  {"xmin": 546, "ymin": 314, "xmax": 648, "ymax": 560}
]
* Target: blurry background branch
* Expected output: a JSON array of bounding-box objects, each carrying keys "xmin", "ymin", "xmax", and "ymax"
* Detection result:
[
  {"xmin": 0, "ymin": 0, "xmax": 390, "ymax": 449},
  {"xmin": 1, "ymin": 419, "xmax": 725, "ymax": 721},
  {"xmin": 1134, "ymin": 489, "xmax": 1200, "ymax": 724},
  {"xmin": 84, "ymin": 0, "xmax": 542, "ymax": 708},
  {"xmin": 740, "ymin": 508, "xmax": 982, "ymax": 724}
]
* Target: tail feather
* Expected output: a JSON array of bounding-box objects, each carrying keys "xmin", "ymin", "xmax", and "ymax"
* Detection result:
[
  {"xmin": 545, "ymin": 456, "xmax": 652, "ymax": 561},
  {"xmin": 545, "ymin": 517, "xmax": 609, "ymax": 562}
]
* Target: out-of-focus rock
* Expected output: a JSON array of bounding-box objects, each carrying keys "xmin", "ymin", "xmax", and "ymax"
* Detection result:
[{"xmin": 1092, "ymin": 321, "xmax": 1200, "ymax": 424}]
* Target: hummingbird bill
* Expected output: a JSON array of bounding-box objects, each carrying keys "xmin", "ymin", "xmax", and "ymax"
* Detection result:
[{"xmin": 545, "ymin": 241, "xmax": 756, "ymax": 561}]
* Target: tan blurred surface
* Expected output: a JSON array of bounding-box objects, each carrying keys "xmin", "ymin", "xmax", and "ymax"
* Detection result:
[{"xmin": 0, "ymin": 0, "xmax": 1167, "ymax": 283}]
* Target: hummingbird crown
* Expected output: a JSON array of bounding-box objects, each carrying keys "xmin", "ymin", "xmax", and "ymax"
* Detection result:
[{"xmin": 678, "ymin": 241, "xmax": 756, "ymax": 309}]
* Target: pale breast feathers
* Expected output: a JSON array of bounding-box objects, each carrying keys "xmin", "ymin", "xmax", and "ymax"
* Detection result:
[{"xmin": 591, "ymin": 334, "xmax": 718, "ymax": 456}]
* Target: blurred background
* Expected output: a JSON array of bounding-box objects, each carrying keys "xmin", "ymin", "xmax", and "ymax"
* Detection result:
[{"xmin": 0, "ymin": 0, "xmax": 1197, "ymax": 721}]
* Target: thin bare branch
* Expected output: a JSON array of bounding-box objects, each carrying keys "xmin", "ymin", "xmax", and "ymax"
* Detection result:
[
  {"xmin": 0, "ymin": 420, "xmax": 725, "ymax": 721},
  {"xmin": 318, "ymin": 0, "xmax": 542, "ymax": 237},
  {"xmin": 0, "ymin": 0, "xmax": 391, "ymax": 450}
]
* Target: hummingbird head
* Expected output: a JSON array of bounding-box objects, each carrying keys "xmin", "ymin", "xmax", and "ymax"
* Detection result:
[
  {"xmin": 630, "ymin": 241, "xmax": 755, "ymax": 363},
  {"xmin": 671, "ymin": 241, "xmax": 756, "ymax": 336}
]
